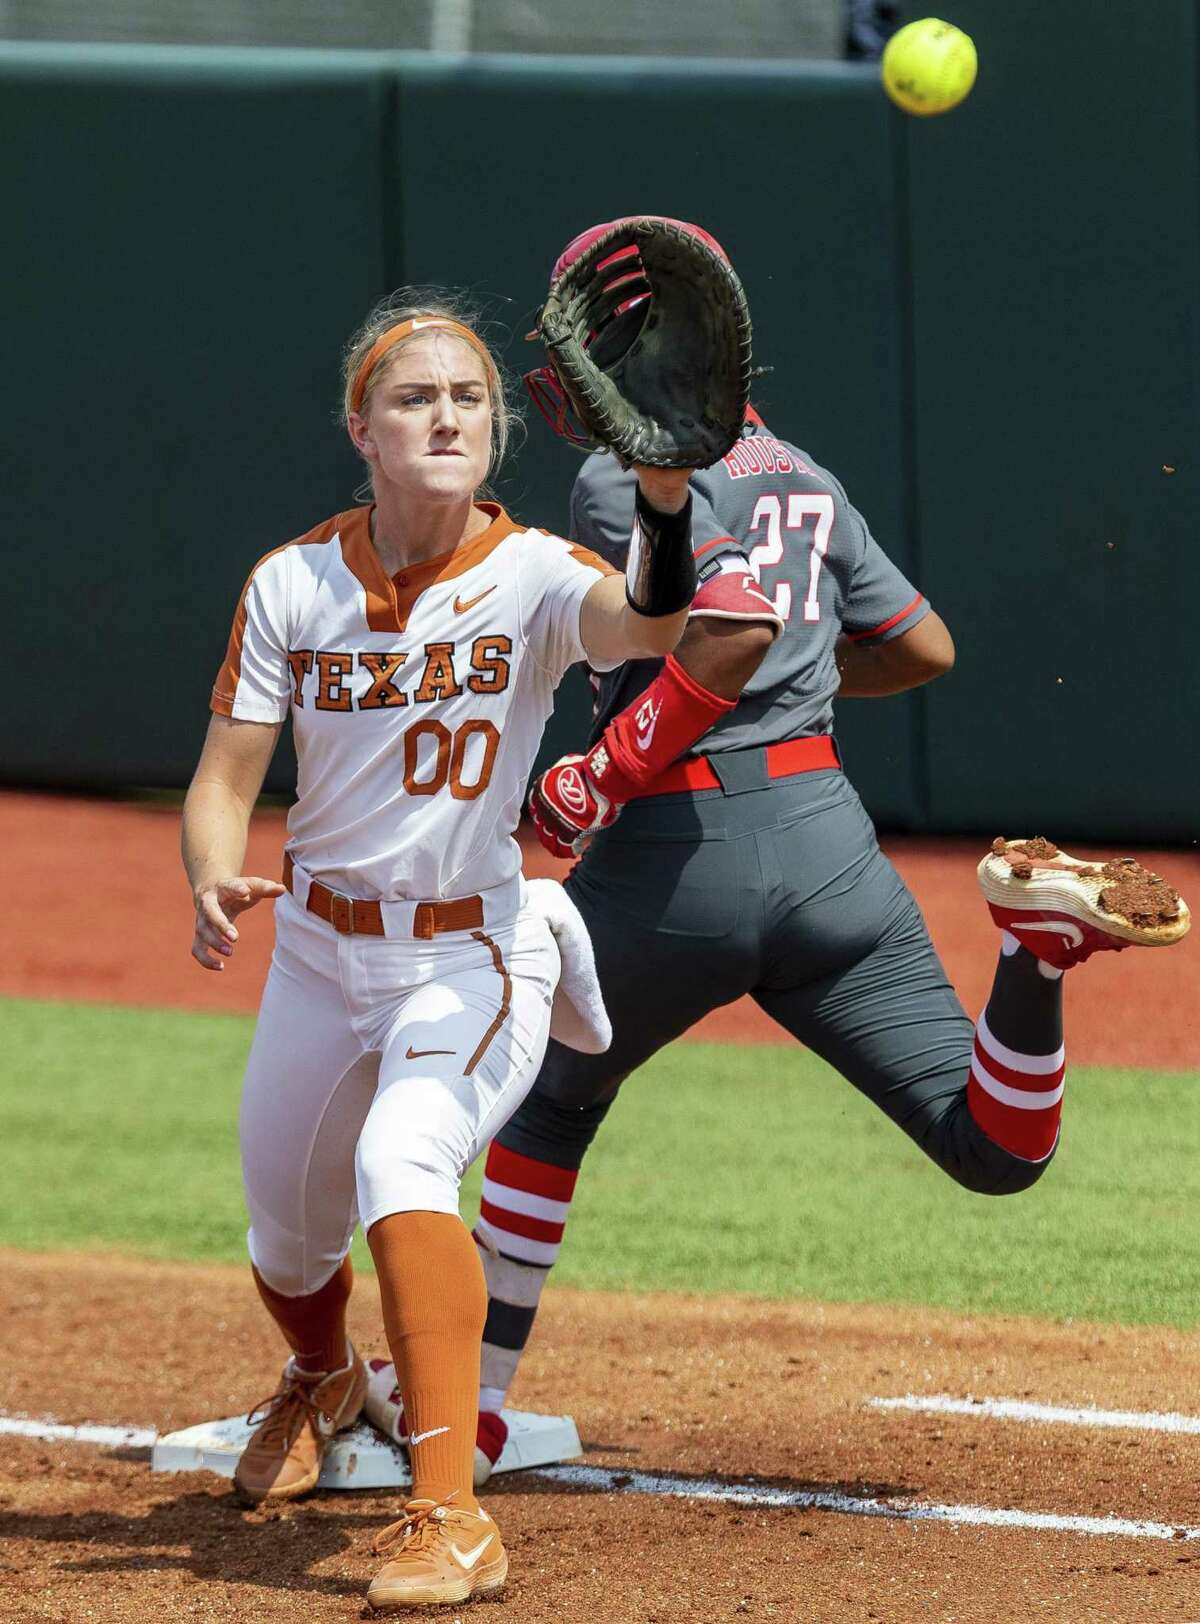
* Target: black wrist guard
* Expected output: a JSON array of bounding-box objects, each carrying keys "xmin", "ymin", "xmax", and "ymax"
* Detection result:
[{"xmin": 625, "ymin": 487, "xmax": 696, "ymax": 617}]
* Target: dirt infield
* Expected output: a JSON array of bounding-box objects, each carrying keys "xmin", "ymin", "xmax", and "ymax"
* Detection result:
[
  {"xmin": 3, "ymin": 790, "xmax": 1197, "ymax": 1069},
  {"xmin": 3, "ymin": 793, "xmax": 1199, "ymax": 1620},
  {"xmin": 3, "ymin": 1250, "xmax": 1199, "ymax": 1623}
]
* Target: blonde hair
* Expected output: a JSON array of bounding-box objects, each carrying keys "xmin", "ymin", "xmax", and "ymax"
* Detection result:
[{"xmin": 340, "ymin": 289, "xmax": 522, "ymax": 497}]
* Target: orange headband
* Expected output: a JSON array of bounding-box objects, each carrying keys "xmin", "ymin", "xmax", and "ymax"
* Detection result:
[{"xmin": 348, "ymin": 318, "xmax": 493, "ymax": 414}]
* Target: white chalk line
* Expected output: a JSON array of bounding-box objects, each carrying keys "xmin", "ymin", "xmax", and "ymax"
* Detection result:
[
  {"xmin": 532, "ymin": 1463, "xmax": 1200, "ymax": 1541},
  {"xmin": 870, "ymin": 1394, "xmax": 1200, "ymax": 1435},
  {"xmin": 5, "ymin": 1411, "xmax": 1197, "ymax": 1542},
  {"xmin": 0, "ymin": 1415, "xmax": 155, "ymax": 1448}
]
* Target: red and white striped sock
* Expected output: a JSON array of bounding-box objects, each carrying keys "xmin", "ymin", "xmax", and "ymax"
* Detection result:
[
  {"xmin": 476, "ymin": 1143, "xmax": 578, "ymax": 1266},
  {"xmin": 474, "ymin": 1143, "xmax": 580, "ymax": 1413},
  {"xmin": 967, "ymin": 1008, "xmax": 1065, "ymax": 1162}
]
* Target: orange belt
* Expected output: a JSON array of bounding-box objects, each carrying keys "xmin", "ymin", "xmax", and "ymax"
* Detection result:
[
  {"xmin": 634, "ymin": 734, "xmax": 840, "ymax": 797},
  {"xmin": 282, "ymin": 852, "xmax": 484, "ymax": 939}
]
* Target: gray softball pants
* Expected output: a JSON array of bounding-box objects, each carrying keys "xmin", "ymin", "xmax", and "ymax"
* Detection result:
[{"xmin": 497, "ymin": 754, "xmax": 1049, "ymax": 1197}]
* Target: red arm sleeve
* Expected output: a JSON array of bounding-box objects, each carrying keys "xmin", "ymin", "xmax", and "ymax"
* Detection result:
[{"xmin": 585, "ymin": 654, "xmax": 736, "ymax": 803}]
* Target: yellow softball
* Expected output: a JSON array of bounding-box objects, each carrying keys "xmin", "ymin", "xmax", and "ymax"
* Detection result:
[{"xmin": 881, "ymin": 17, "xmax": 977, "ymax": 117}]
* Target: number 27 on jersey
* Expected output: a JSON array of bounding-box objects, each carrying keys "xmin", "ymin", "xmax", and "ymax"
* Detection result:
[{"xmin": 746, "ymin": 493, "xmax": 834, "ymax": 624}]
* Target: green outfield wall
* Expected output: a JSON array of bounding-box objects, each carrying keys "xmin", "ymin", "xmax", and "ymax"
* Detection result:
[
  {"xmin": 2, "ymin": 18, "xmax": 1195, "ymax": 839},
  {"xmin": 900, "ymin": 0, "xmax": 1200, "ymax": 841}
]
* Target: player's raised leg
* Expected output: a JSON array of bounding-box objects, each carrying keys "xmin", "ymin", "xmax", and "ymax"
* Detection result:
[
  {"xmin": 978, "ymin": 838, "xmax": 1189, "ymax": 966},
  {"xmin": 756, "ymin": 856, "xmax": 1063, "ymax": 1192},
  {"xmin": 968, "ymin": 838, "xmax": 1189, "ymax": 1153},
  {"xmin": 756, "ymin": 808, "xmax": 1189, "ymax": 1189}
]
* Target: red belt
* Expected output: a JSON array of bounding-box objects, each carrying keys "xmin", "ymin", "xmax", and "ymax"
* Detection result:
[
  {"xmin": 282, "ymin": 852, "xmax": 484, "ymax": 939},
  {"xmin": 633, "ymin": 735, "xmax": 840, "ymax": 798}
]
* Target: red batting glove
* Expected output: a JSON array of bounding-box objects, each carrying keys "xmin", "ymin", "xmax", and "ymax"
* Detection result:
[{"xmin": 527, "ymin": 751, "xmax": 620, "ymax": 858}]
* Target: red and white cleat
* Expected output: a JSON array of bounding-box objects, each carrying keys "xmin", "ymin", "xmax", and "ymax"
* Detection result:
[
  {"xmin": 978, "ymin": 837, "xmax": 1190, "ymax": 970},
  {"xmin": 365, "ymin": 1359, "xmax": 509, "ymax": 1488}
]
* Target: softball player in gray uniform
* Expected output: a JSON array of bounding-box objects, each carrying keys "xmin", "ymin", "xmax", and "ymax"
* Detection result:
[{"xmin": 455, "ymin": 219, "xmax": 1188, "ymax": 1473}]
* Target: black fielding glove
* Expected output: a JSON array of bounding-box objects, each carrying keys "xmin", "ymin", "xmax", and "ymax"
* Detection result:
[{"xmin": 535, "ymin": 217, "xmax": 752, "ymax": 469}]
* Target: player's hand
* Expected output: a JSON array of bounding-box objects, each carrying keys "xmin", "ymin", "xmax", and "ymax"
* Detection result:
[
  {"xmin": 632, "ymin": 466, "xmax": 692, "ymax": 514},
  {"xmin": 191, "ymin": 875, "xmax": 286, "ymax": 971},
  {"xmin": 528, "ymin": 753, "xmax": 619, "ymax": 859}
]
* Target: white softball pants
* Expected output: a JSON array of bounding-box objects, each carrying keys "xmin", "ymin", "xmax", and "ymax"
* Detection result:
[{"xmin": 240, "ymin": 880, "xmax": 559, "ymax": 1298}]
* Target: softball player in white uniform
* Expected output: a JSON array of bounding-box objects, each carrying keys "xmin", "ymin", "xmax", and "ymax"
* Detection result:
[{"xmin": 181, "ymin": 296, "xmax": 697, "ymax": 1610}]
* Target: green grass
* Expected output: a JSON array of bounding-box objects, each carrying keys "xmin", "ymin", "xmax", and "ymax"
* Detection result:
[{"xmin": 2, "ymin": 996, "xmax": 1196, "ymax": 1327}]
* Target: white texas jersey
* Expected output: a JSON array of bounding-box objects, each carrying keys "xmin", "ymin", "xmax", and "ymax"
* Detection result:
[{"xmin": 211, "ymin": 502, "xmax": 616, "ymax": 900}]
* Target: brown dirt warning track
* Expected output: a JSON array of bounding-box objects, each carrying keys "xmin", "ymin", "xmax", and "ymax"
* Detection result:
[
  {"xmin": 1, "ymin": 790, "xmax": 1197, "ymax": 1068},
  {"xmin": 2, "ymin": 792, "xmax": 1199, "ymax": 1622}
]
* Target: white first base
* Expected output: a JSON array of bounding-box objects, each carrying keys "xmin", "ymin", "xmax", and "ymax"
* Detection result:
[{"xmin": 150, "ymin": 1408, "xmax": 581, "ymax": 1490}]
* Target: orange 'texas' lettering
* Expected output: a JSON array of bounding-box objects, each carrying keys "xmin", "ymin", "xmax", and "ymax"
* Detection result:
[
  {"xmin": 359, "ymin": 651, "xmax": 409, "ymax": 709},
  {"xmin": 288, "ymin": 649, "xmax": 314, "ymax": 707},
  {"xmin": 468, "ymin": 635, "xmax": 512, "ymax": 694},
  {"xmin": 292, "ymin": 642, "xmax": 514, "ymax": 710},
  {"xmin": 314, "ymin": 651, "xmax": 354, "ymax": 711},
  {"xmin": 414, "ymin": 642, "xmax": 463, "ymax": 704}
]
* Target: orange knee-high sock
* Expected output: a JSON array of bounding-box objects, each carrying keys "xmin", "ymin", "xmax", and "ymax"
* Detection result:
[
  {"xmin": 368, "ymin": 1211, "xmax": 486, "ymax": 1513},
  {"xmin": 252, "ymin": 1257, "xmax": 354, "ymax": 1375}
]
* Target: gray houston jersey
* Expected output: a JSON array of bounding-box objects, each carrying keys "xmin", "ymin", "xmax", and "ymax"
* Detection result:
[{"xmin": 572, "ymin": 415, "xmax": 929, "ymax": 753}]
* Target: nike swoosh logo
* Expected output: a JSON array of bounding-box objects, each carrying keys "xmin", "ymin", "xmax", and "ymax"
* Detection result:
[
  {"xmin": 454, "ymin": 586, "xmax": 496, "ymax": 613},
  {"xmin": 409, "ymin": 1425, "xmax": 451, "ymax": 1447},
  {"xmin": 406, "ymin": 1046, "xmax": 455, "ymax": 1060},
  {"xmin": 636, "ymin": 703, "xmax": 661, "ymax": 752},
  {"xmin": 1011, "ymin": 919, "xmax": 1084, "ymax": 947},
  {"xmin": 450, "ymin": 1534, "xmax": 495, "ymax": 1570}
]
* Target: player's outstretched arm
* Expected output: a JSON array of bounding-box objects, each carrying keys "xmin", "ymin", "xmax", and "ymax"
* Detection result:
[
  {"xmin": 578, "ymin": 467, "xmax": 695, "ymax": 665},
  {"xmin": 835, "ymin": 610, "xmax": 955, "ymax": 698},
  {"xmin": 182, "ymin": 714, "xmax": 284, "ymax": 971}
]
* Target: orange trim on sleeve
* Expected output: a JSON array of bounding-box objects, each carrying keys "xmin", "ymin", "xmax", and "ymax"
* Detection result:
[
  {"xmin": 567, "ymin": 541, "xmax": 619, "ymax": 577},
  {"xmin": 210, "ymin": 589, "xmax": 248, "ymax": 713},
  {"xmin": 209, "ymin": 517, "xmax": 340, "ymax": 715},
  {"xmin": 338, "ymin": 502, "xmax": 523, "ymax": 632},
  {"xmin": 844, "ymin": 592, "xmax": 925, "ymax": 644}
]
